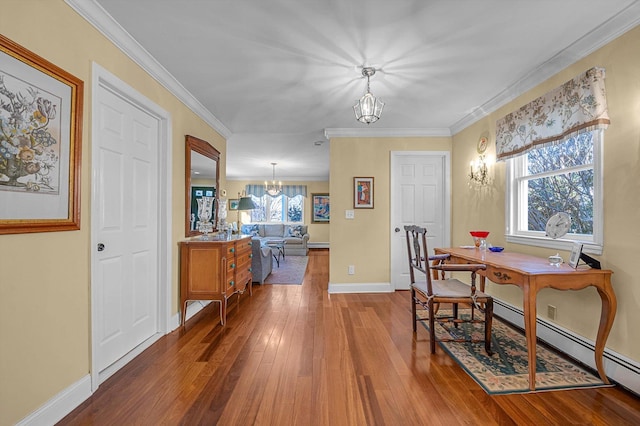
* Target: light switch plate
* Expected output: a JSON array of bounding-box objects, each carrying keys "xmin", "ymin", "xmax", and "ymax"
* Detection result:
[{"xmin": 345, "ymin": 210, "xmax": 355, "ymax": 219}]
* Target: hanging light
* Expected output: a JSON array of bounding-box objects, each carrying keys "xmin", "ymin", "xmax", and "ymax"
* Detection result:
[
  {"xmin": 353, "ymin": 67, "xmax": 385, "ymax": 124},
  {"xmin": 265, "ymin": 162, "xmax": 282, "ymax": 196}
]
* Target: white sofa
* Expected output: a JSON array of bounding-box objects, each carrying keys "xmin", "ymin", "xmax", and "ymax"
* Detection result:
[{"xmin": 241, "ymin": 223, "xmax": 309, "ymax": 256}]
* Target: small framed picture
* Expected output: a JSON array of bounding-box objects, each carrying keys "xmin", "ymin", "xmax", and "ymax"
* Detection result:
[
  {"xmin": 311, "ymin": 193, "xmax": 330, "ymax": 223},
  {"xmin": 229, "ymin": 199, "xmax": 239, "ymax": 210},
  {"xmin": 568, "ymin": 242, "xmax": 583, "ymax": 268},
  {"xmin": 354, "ymin": 177, "xmax": 374, "ymax": 209}
]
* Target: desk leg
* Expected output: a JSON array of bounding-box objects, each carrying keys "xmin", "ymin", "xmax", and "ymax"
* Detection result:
[
  {"xmin": 523, "ymin": 283, "xmax": 538, "ymax": 391},
  {"xmin": 595, "ymin": 279, "xmax": 617, "ymax": 384}
]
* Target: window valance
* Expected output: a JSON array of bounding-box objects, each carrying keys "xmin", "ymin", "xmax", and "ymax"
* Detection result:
[
  {"xmin": 245, "ymin": 184, "xmax": 307, "ymax": 198},
  {"xmin": 496, "ymin": 67, "xmax": 609, "ymax": 161}
]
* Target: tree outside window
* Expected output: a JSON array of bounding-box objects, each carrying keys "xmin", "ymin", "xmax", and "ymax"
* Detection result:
[
  {"xmin": 250, "ymin": 194, "xmax": 304, "ymax": 223},
  {"xmin": 506, "ymin": 130, "xmax": 603, "ymax": 252}
]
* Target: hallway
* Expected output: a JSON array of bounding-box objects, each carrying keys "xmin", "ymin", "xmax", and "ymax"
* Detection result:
[{"xmin": 59, "ymin": 249, "xmax": 640, "ymax": 425}]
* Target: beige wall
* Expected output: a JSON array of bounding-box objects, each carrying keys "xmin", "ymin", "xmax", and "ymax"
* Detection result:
[
  {"xmin": 0, "ymin": 1, "xmax": 226, "ymax": 424},
  {"xmin": 451, "ymin": 25, "xmax": 640, "ymax": 359},
  {"xmin": 329, "ymin": 137, "xmax": 452, "ymax": 284},
  {"xmin": 328, "ymin": 26, "xmax": 640, "ymax": 364},
  {"xmin": 2, "ymin": 1, "xmax": 639, "ymax": 424},
  {"xmin": 225, "ymin": 180, "xmax": 330, "ymax": 243}
]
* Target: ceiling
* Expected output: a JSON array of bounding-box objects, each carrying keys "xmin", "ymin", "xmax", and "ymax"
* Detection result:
[{"xmin": 74, "ymin": 0, "xmax": 640, "ymax": 181}]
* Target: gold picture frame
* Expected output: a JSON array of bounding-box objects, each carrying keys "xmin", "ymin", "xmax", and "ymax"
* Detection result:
[{"xmin": 0, "ymin": 34, "xmax": 83, "ymax": 234}]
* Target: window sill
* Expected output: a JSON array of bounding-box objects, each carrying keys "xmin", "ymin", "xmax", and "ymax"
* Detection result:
[{"xmin": 505, "ymin": 234, "xmax": 603, "ymax": 255}]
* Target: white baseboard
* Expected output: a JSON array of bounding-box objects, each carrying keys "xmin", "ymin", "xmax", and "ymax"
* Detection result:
[
  {"xmin": 494, "ymin": 299, "xmax": 640, "ymax": 396},
  {"xmin": 20, "ymin": 292, "xmax": 638, "ymax": 425},
  {"xmin": 169, "ymin": 300, "xmax": 213, "ymax": 330},
  {"xmin": 19, "ymin": 302, "xmax": 210, "ymax": 426},
  {"xmin": 308, "ymin": 242, "xmax": 329, "ymax": 249},
  {"xmin": 328, "ymin": 282, "xmax": 394, "ymax": 293},
  {"xmin": 16, "ymin": 375, "xmax": 92, "ymax": 426}
]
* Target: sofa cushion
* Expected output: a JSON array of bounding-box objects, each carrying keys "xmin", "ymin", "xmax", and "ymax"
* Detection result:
[
  {"xmin": 283, "ymin": 236, "xmax": 303, "ymax": 245},
  {"xmin": 263, "ymin": 223, "xmax": 285, "ymax": 237}
]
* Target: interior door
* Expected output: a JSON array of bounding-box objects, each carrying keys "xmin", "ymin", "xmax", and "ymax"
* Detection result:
[
  {"xmin": 94, "ymin": 85, "xmax": 160, "ymax": 374},
  {"xmin": 390, "ymin": 151, "xmax": 450, "ymax": 290}
]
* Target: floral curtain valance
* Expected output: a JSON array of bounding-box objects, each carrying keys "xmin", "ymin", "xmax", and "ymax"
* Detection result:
[
  {"xmin": 245, "ymin": 184, "xmax": 307, "ymax": 198},
  {"xmin": 495, "ymin": 67, "xmax": 610, "ymax": 161}
]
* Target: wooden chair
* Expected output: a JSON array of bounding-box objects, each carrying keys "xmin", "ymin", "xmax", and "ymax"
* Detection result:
[{"xmin": 404, "ymin": 225, "xmax": 493, "ymax": 355}]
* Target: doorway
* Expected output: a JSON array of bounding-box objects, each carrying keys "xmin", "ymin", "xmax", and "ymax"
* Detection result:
[
  {"xmin": 90, "ymin": 63, "xmax": 172, "ymax": 390},
  {"xmin": 390, "ymin": 151, "xmax": 451, "ymax": 290}
]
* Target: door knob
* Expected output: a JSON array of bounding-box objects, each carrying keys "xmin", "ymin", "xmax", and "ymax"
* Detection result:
[{"xmin": 97, "ymin": 243, "xmax": 105, "ymax": 252}]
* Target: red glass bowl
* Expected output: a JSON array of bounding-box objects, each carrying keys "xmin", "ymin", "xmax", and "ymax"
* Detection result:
[{"xmin": 470, "ymin": 231, "xmax": 490, "ymax": 238}]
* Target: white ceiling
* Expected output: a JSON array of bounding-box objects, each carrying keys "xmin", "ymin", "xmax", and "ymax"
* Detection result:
[{"xmin": 74, "ymin": 0, "xmax": 640, "ymax": 181}]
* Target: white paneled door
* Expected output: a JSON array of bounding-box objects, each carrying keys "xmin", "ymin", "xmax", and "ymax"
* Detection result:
[
  {"xmin": 390, "ymin": 152, "xmax": 450, "ymax": 290},
  {"xmin": 94, "ymin": 85, "xmax": 160, "ymax": 374}
]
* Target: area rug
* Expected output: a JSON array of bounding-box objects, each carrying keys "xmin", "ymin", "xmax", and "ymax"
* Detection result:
[
  {"xmin": 416, "ymin": 309, "xmax": 611, "ymax": 394},
  {"xmin": 264, "ymin": 255, "xmax": 309, "ymax": 284}
]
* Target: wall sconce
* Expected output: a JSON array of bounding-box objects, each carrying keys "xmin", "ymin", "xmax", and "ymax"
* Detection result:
[{"xmin": 469, "ymin": 154, "xmax": 492, "ymax": 187}]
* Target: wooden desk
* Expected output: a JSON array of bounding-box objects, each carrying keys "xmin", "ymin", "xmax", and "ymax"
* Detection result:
[{"xmin": 433, "ymin": 247, "xmax": 616, "ymax": 391}]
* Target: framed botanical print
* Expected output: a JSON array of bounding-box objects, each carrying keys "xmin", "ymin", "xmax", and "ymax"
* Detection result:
[
  {"xmin": 354, "ymin": 177, "xmax": 374, "ymax": 209},
  {"xmin": 0, "ymin": 34, "xmax": 83, "ymax": 234}
]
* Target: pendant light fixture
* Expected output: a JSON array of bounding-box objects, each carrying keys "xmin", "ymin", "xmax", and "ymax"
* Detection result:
[
  {"xmin": 353, "ymin": 67, "xmax": 385, "ymax": 124},
  {"xmin": 265, "ymin": 162, "xmax": 282, "ymax": 196}
]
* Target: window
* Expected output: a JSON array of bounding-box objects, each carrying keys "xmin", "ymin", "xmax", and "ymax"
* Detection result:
[
  {"xmin": 506, "ymin": 130, "xmax": 603, "ymax": 254},
  {"xmin": 249, "ymin": 194, "xmax": 304, "ymax": 223}
]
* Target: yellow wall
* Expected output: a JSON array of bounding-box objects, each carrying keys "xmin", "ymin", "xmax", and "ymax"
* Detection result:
[
  {"xmin": 451, "ymin": 25, "xmax": 640, "ymax": 358},
  {"xmin": 2, "ymin": 1, "xmax": 639, "ymax": 424},
  {"xmin": 328, "ymin": 26, "xmax": 640, "ymax": 363},
  {"xmin": 225, "ymin": 180, "xmax": 330, "ymax": 243},
  {"xmin": 0, "ymin": 1, "xmax": 226, "ymax": 424},
  {"xmin": 329, "ymin": 137, "xmax": 451, "ymax": 283}
]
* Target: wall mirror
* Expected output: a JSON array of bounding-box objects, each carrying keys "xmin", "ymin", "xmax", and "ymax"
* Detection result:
[{"xmin": 185, "ymin": 135, "xmax": 220, "ymax": 237}]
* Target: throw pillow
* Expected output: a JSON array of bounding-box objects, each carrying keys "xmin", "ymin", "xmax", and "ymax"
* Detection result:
[
  {"xmin": 241, "ymin": 224, "xmax": 260, "ymax": 237},
  {"xmin": 287, "ymin": 225, "xmax": 303, "ymax": 238}
]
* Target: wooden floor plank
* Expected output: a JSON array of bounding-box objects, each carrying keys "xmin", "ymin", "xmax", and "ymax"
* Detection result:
[{"xmin": 58, "ymin": 249, "xmax": 640, "ymax": 425}]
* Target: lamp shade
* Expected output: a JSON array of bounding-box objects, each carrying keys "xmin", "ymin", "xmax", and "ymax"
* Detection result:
[
  {"xmin": 237, "ymin": 196, "xmax": 257, "ymax": 210},
  {"xmin": 353, "ymin": 92, "xmax": 384, "ymax": 124}
]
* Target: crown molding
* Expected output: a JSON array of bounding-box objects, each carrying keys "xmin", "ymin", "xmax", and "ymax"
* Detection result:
[
  {"xmin": 324, "ymin": 127, "xmax": 451, "ymax": 139},
  {"xmin": 450, "ymin": 2, "xmax": 640, "ymax": 135},
  {"xmin": 64, "ymin": 0, "xmax": 232, "ymax": 139}
]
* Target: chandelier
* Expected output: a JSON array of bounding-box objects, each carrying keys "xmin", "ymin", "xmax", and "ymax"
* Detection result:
[
  {"xmin": 353, "ymin": 67, "xmax": 385, "ymax": 124},
  {"xmin": 265, "ymin": 162, "xmax": 282, "ymax": 196}
]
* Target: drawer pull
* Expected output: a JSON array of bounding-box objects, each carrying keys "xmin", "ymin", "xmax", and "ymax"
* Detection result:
[
  {"xmin": 230, "ymin": 248, "xmax": 235, "ymax": 253},
  {"xmin": 248, "ymin": 267, "xmax": 252, "ymax": 272},
  {"xmin": 230, "ymin": 263, "xmax": 235, "ymax": 269},
  {"xmin": 249, "ymin": 254, "xmax": 253, "ymax": 258},
  {"xmin": 493, "ymin": 271, "xmax": 512, "ymax": 281},
  {"xmin": 229, "ymin": 280, "xmax": 234, "ymax": 286}
]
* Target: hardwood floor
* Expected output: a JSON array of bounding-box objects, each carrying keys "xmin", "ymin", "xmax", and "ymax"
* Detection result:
[{"xmin": 59, "ymin": 249, "xmax": 640, "ymax": 425}]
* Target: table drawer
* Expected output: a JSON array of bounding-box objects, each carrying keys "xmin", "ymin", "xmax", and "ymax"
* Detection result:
[
  {"xmin": 486, "ymin": 266, "xmax": 524, "ymax": 284},
  {"xmin": 236, "ymin": 250, "xmax": 252, "ymax": 266},
  {"xmin": 226, "ymin": 275, "xmax": 236, "ymax": 296}
]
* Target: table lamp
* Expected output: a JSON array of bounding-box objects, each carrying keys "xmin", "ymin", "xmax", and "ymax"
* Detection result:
[{"xmin": 236, "ymin": 192, "xmax": 257, "ymax": 232}]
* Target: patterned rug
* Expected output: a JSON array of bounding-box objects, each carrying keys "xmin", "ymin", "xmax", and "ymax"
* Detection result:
[
  {"xmin": 416, "ymin": 309, "xmax": 611, "ymax": 394},
  {"xmin": 264, "ymin": 255, "xmax": 308, "ymax": 284}
]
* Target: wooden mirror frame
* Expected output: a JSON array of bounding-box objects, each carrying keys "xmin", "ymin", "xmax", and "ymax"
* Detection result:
[{"xmin": 185, "ymin": 135, "xmax": 220, "ymax": 237}]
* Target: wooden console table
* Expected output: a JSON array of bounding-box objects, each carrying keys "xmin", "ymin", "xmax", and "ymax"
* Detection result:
[
  {"xmin": 433, "ymin": 247, "xmax": 616, "ymax": 391},
  {"xmin": 179, "ymin": 235, "xmax": 252, "ymax": 326}
]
